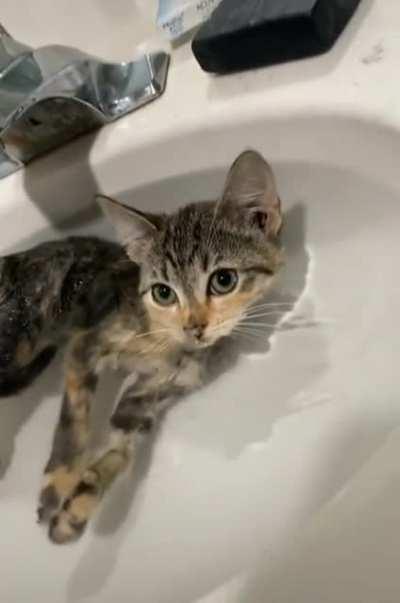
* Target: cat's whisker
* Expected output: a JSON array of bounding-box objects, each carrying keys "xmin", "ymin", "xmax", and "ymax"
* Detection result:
[
  {"xmin": 288, "ymin": 318, "xmax": 335, "ymax": 326},
  {"xmin": 156, "ymin": 341, "xmax": 170, "ymax": 355},
  {"xmin": 139, "ymin": 334, "xmax": 170, "ymax": 356},
  {"xmin": 256, "ymin": 313, "xmax": 333, "ymax": 324},
  {"xmin": 134, "ymin": 328, "xmax": 170, "ymax": 339},
  {"xmin": 244, "ymin": 310, "xmax": 290, "ymax": 319},
  {"xmin": 234, "ymin": 329, "xmax": 279, "ymax": 343},
  {"xmin": 236, "ymin": 322, "xmax": 275, "ymax": 332},
  {"xmin": 245, "ymin": 307, "xmax": 293, "ymax": 316},
  {"xmin": 239, "ymin": 322, "xmax": 278, "ymax": 330},
  {"xmin": 243, "ymin": 315, "xmax": 304, "ymax": 325},
  {"xmin": 208, "ymin": 316, "xmax": 241, "ymax": 334},
  {"xmin": 231, "ymin": 329, "xmax": 258, "ymax": 342},
  {"xmin": 240, "ymin": 318, "xmax": 332, "ymax": 334},
  {"xmin": 225, "ymin": 309, "xmax": 289, "ymax": 328},
  {"xmin": 242, "ymin": 318, "xmax": 280, "ymax": 325},
  {"xmin": 248, "ymin": 302, "xmax": 293, "ymax": 310},
  {"xmin": 232, "ymin": 328, "xmax": 271, "ymax": 341},
  {"xmin": 243, "ymin": 317, "xmax": 285, "ymax": 324},
  {"xmin": 250, "ymin": 300, "xmax": 294, "ymax": 306},
  {"xmin": 233, "ymin": 333, "xmax": 257, "ymax": 343},
  {"xmin": 245, "ymin": 310, "xmax": 333, "ymax": 324},
  {"xmin": 247, "ymin": 302, "xmax": 295, "ymax": 310},
  {"xmin": 202, "ymin": 309, "xmax": 316, "ymax": 343},
  {"xmin": 244, "ymin": 309, "xmax": 289, "ymax": 318}
]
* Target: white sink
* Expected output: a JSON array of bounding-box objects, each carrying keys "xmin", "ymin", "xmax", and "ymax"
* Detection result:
[{"xmin": 1, "ymin": 1, "xmax": 400, "ymax": 602}]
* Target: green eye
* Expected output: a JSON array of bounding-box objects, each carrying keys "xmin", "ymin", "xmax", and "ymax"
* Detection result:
[
  {"xmin": 151, "ymin": 283, "xmax": 177, "ymax": 306},
  {"xmin": 209, "ymin": 269, "xmax": 238, "ymax": 296}
]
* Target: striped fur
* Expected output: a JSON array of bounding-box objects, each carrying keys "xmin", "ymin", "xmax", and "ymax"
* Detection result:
[{"xmin": 0, "ymin": 151, "xmax": 284, "ymax": 543}]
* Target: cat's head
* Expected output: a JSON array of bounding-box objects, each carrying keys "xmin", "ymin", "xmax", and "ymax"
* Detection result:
[{"xmin": 98, "ymin": 150, "xmax": 283, "ymax": 350}]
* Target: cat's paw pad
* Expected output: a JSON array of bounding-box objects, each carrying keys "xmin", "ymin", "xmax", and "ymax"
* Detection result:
[
  {"xmin": 37, "ymin": 466, "xmax": 82, "ymax": 524},
  {"xmin": 37, "ymin": 484, "xmax": 61, "ymax": 524},
  {"xmin": 49, "ymin": 510, "xmax": 88, "ymax": 544},
  {"xmin": 48, "ymin": 470, "xmax": 100, "ymax": 544}
]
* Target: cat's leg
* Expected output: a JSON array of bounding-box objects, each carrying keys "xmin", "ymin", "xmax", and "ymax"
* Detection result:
[
  {"xmin": 38, "ymin": 335, "xmax": 98, "ymax": 523},
  {"xmin": 48, "ymin": 379, "xmax": 177, "ymax": 544}
]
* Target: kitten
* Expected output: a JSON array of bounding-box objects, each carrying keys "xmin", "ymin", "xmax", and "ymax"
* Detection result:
[{"xmin": 0, "ymin": 150, "xmax": 283, "ymax": 543}]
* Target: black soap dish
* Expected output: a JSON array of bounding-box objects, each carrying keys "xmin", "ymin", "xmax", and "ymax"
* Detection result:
[{"xmin": 192, "ymin": 0, "xmax": 362, "ymax": 74}]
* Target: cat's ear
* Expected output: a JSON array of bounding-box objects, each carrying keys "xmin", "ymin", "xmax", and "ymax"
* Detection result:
[
  {"xmin": 222, "ymin": 150, "xmax": 282, "ymax": 236},
  {"xmin": 96, "ymin": 195, "xmax": 160, "ymax": 248}
]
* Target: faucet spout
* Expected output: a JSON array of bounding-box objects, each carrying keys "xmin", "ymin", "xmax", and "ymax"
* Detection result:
[{"xmin": 0, "ymin": 28, "xmax": 170, "ymax": 178}]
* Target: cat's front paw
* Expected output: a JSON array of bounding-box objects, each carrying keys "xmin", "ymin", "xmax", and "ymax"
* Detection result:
[
  {"xmin": 37, "ymin": 466, "xmax": 82, "ymax": 525},
  {"xmin": 37, "ymin": 484, "xmax": 61, "ymax": 524},
  {"xmin": 48, "ymin": 469, "xmax": 101, "ymax": 544}
]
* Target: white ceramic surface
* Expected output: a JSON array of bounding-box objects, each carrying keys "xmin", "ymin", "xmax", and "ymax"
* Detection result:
[
  {"xmin": 2, "ymin": 0, "xmax": 161, "ymax": 61},
  {"xmin": 1, "ymin": 1, "xmax": 400, "ymax": 602}
]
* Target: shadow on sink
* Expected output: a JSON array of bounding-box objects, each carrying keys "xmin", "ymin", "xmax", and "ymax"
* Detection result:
[
  {"xmin": 22, "ymin": 131, "xmax": 100, "ymax": 232},
  {"xmin": 0, "ymin": 355, "xmax": 62, "ymax": 479}
]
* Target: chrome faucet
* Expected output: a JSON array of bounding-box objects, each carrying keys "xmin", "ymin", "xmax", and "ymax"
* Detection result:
[{"xmin": 0, "ymin": 26, "xmax": 170, "ymax": 179}]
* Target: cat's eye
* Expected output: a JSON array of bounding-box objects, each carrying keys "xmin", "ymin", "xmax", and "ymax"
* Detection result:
[
  {"xmin": 151, "ymin": 283, "xmax": 177, "ymax": 306},
  {"xmin": 208, "ymin": 269, "xmax": 238, "ymax": 296}
]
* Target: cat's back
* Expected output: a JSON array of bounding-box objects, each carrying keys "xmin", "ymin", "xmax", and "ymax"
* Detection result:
[
  {"xmin": 0, "ymin": 236, "xmax": 135, "ymax": 379},
  {"xmin": 0, "ymin": 236, "xmax": 128, "ymax": 326}
]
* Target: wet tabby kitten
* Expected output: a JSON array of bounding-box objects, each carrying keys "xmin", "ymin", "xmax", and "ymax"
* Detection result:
[{"xmin": 0, "ymin": 150, "xmax": 282, "ymax": 543}]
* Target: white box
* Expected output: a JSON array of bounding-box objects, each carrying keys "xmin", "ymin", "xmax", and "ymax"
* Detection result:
[{"xmin": 157, "ymin": 0, "xmax": 222, "ymax": 40}]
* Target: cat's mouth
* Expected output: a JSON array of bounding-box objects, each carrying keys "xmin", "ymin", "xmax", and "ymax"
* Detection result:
[
  {"xmin": 183, "ymin": 338, "xmax": 213, "ymax": 351},
  {"xmin": 181, "ymin": 332, "xmax": 217, "ymax": 351},
  {"xmin": 180, "ymin": 319, "xmax": 237, "ymax": 350}
]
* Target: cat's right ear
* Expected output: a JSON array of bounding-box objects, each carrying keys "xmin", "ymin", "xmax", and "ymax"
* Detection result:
[
  {"xmin": 96, "ymin": 195, "xmax": 160, "ymax": 249},
  {"xmin": 222, "ymin": 150, "xmax": 282, "ymax": 237}
]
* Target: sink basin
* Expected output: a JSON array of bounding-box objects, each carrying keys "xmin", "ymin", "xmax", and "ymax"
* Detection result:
[
  {"xmin": 1, "ymin": 110, "xmax": 400, "ymax": 603},
  {"xmin": 1, "ymin": 1, "xmax": 400, "ymax": 599}
]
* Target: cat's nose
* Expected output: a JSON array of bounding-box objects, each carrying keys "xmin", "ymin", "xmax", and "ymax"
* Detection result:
[{"xmin": 184, "ymin": 323, "xmax": 207, "ymax": 340}]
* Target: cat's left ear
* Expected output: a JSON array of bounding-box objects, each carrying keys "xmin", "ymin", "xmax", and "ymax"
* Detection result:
[
  {"xmin": 96, "ymin": 194, "xmax": 161, "ymax": 254},
  {"xmin": 222, "ymin": 150, "xmax": 282, "ymax": 236}
]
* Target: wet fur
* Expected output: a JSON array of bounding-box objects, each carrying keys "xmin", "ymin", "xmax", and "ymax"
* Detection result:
[
  {"xmin": 0, "ymin": 237, "xmax": 135, "ymax": 395},
  {"xmin": 0, "ymin": 151, "xmax": 283, "ymax": 543}
]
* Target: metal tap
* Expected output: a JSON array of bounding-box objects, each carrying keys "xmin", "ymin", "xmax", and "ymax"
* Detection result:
[{"xmin": 0, "ymin": 25, "xmax": 170, "ymax": 179}]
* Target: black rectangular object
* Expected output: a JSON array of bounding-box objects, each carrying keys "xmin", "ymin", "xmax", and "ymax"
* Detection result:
[{"xmin": 192, "ymin": 0, "xmax": 362, "ymax": 74}]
